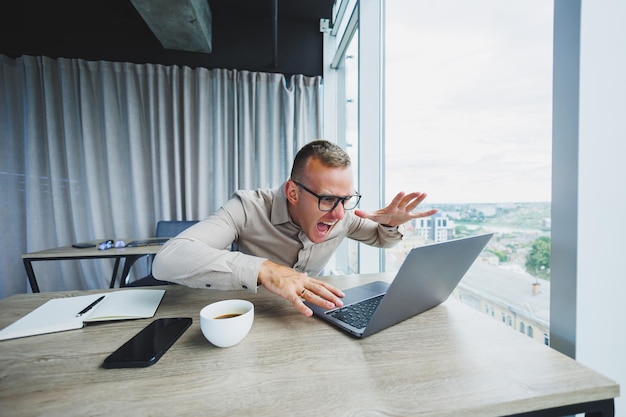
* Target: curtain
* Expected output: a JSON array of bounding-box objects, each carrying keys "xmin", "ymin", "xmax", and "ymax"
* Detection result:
[{"xmin": 0, "ymin": 55, "xmax": 322, "ymax": 298}]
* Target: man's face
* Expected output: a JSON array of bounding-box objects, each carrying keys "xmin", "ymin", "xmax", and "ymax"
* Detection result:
[{"xmin": 286, "ymin": 158, "xmax": 355, "ymax": 244}]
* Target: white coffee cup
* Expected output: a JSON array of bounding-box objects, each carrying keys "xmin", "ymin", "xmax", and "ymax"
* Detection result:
[{"xmin": 199, "ymin": 299, "xmax": 254, "ymax": 348}]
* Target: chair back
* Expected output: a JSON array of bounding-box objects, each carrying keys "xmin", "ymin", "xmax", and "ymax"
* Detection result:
[{"xmin": 155, "ymin": 220, "xmax": 199, "ymax": 238}]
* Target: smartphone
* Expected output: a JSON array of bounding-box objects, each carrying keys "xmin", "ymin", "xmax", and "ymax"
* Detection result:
[{"xmin": 102, "ymin": 317, "xmax": 192, "ymax": 368}]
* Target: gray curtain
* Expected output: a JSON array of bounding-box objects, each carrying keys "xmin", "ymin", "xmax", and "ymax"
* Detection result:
[{"xmin": 0, "ymin": 55, "xmax": 322, "ymax": 298}]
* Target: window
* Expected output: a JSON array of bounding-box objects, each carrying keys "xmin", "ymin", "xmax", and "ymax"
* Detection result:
[
  {"xmin": 384, "ymin": 0, "xmax": 553, "ymax": 344},
  {"xmin": 325, "ymin": 1, "xmax": 553, "ymax": 345}
]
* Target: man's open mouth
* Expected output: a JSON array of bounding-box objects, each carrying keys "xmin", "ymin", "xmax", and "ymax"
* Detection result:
[{"xmin": 316, "ymin": 221, "xmax": 336, "ymax": 233}]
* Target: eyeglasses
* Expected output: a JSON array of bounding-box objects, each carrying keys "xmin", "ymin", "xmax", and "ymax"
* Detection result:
[{"xmin": 292, "ymin": 180, "xmax": 361, "ymax": 212}]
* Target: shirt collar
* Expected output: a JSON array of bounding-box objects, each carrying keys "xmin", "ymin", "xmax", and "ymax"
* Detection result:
[{"xmin": 271, "ymin": 182, "xmax": 293, "ymax": 226}]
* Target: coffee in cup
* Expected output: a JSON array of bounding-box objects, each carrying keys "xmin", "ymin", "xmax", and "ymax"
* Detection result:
[
  {"xmin": 214, "ymin": 313, "xmax": 242, "ymax": 319},
  {"xmin": 200, "ymin": 300, "xmax": 254, "ymax": 347}
]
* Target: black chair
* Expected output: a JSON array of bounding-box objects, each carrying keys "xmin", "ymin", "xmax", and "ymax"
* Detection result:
[{"xmin": 126, "ymin": 220, "xmax": 199, "ymax": 287}]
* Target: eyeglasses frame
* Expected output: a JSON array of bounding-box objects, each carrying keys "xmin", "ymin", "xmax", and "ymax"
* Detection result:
[{"xmin": 291, "ymin": 180, "xmax": 361, "ymax": 212}]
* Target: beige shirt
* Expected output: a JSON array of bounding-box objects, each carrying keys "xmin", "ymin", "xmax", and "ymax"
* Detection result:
[{"xmin": 152, "ymin": 184, "xmax": 403, "ymax": 293}]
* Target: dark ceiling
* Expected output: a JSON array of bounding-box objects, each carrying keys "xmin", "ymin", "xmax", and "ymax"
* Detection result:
[{"xmin": 0, "ymin": 0, "xmax": 335, "ymax": 76}]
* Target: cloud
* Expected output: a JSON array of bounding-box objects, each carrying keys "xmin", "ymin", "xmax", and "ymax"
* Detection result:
[{"xmin": 383, "ymin": 0, "xmax": 553, "ymax": 204}]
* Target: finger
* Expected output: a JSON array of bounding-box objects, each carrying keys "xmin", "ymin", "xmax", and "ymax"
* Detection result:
[
  {"xmin": 311, "ymin": 278, "xmax": 345, "ymax": 298},
  {"xmin": 388, "ymin": 191, "xmax": 407, "ymax": 208},
  {"xmin": 292, "ymin": 295, "xmax": 314, "ymax": 316},
  {"xmin": 403, "ymin": 192, "xmax": 428, "ymax": 211},
  {"xmin": 353, "ymin": 208, "xmax": 371, "ymax": 219},
  {"xmin": 299, "ymin": 287, "xmax": 339, "ymax": 311},
  {"xmin": 410, "ymin": 208, "xmax": 439, "ymax": 219},
  {"xmin": 307, "ymin": 281, "xmax": 344, "ymax": 307},
  {"xmin": 292, "ymin": 279, "xmax": 342, "ymax": 316}
]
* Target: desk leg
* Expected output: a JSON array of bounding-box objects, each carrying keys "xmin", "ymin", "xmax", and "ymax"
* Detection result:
[
  {"xmin": 22, "ymin": 259, "xmax": 40, "ymax": 293},
  {"xmin": 586, "ymin": 399, "xmax": 615, "ymax": 417},
  {"xmin": 506, "ymin": 399, "xmax": 614, "ymax": 417},
  {"xmin": 108, "ymin": 258, "xmax": 121, "ymax": 289},
  {"xmin": 117, "ymin": 255, "xmax": 143, "ymax": 288}
]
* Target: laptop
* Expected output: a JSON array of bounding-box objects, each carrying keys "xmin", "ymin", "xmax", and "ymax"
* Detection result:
[
  {"xmin": 126, "ymin": 238, "xmax": 170, "ymax": 247},
  {"xmin": 305, "ymin": 233, "xmax": 493, "ymax": 338}
]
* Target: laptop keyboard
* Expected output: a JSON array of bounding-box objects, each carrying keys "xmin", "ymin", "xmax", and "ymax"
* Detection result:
[{"xmin": 327, "ymin": 295, "xmax": 384, "ymax": 329}]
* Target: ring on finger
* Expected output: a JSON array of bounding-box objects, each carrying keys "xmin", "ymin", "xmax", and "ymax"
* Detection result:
[{"xmin": 300, "ymin": 288, "xmax": 307, "ymax": 297}]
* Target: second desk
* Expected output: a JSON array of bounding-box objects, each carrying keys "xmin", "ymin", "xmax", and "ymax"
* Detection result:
[{"xmin": 21, "ymin": 240, "xmax": 163, "ymax": 292}]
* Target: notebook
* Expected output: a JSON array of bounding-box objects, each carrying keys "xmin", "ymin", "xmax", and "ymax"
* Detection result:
[
  {"xmin": 305, "ymin": 233, "xmax": 493, "ymax": 338},
  {"xmin": 0, "ymin": 289, "xmax": 165, "ymax": 341}
]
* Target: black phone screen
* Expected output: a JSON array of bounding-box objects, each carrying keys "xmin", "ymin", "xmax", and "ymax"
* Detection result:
[{"xmin": 102, "ymin": 317, "xmax": 192, "ymax": 368}]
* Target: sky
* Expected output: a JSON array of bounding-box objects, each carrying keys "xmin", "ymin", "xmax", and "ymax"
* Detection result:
[{"xmin": 382, "ymin": 0, "xmax": 553, "ymax": 204}]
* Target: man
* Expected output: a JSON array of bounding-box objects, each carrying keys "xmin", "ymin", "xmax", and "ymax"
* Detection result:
[{"xmin": 153, "ymin": 140, "xmax": 437, "ymax": 316}]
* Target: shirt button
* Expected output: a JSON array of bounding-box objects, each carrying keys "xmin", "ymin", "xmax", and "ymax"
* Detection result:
[
  {"xmin": 205, "ymin": 283, "xmax": 211, "ymax": 288},
  {"xmin": 242, "ymin": 285, "xmax": 248, "ymax": 289}
]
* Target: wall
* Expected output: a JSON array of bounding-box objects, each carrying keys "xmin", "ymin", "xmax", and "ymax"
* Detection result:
[{"xmin": 577, "ymin": 0, "xmax": 626, "ymax": 414}]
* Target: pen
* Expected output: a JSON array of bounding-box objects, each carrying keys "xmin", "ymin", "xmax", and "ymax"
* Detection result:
[{"xmin": 76, "ymin": 296, "xmax": 105, "ymax": 317}]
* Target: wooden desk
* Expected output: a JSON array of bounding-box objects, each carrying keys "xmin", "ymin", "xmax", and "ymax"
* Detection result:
[
  {"xmin": 0, "ymin": 274, "xmax": 619, "ymax": 417},
  {"xmin": 21, "ymin": 240, "xmax": 163, "ymax": 292}
]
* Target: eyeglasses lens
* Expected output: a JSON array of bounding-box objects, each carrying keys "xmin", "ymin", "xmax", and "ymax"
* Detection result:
[{"xmin": 318, "ymin": 195, "xmax": 360, "ymax": 211}]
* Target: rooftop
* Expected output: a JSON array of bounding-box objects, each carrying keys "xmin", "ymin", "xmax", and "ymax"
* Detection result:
[{"xmin": 459, "ymin": 260, "xmax": 550, "ymax": 326}]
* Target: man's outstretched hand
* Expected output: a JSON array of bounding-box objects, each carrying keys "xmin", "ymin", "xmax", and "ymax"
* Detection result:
[{"xmin": 354, "ymin": 191, "xmax": 438, "ymax": 227}]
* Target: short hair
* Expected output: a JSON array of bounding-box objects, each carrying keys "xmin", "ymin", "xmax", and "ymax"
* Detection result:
[{"xmin": 290, "ymin": 140, "xmax": 351, "ymax": 182}]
